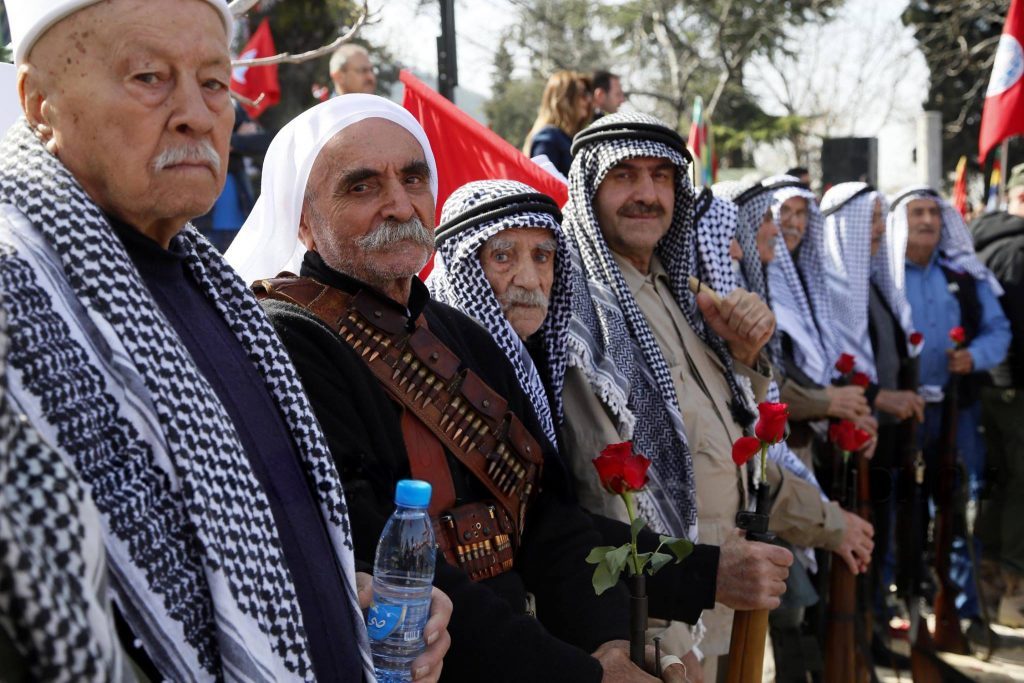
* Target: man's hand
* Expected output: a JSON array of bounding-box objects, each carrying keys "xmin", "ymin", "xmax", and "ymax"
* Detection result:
[
  {"xmin": 356, "ymin": 572, "xmax": 452, "ymax": 682},
  {"xmin": 853, "ymin": 414, "xmax": 879, "ymax": 459},
  {"xmin": 825, "ymin": 385, "xmax": 870, "ymax": 421},
  {"xmin": 947, "ymin": 348, "xmax": 974, "ymax": 375},
  {"xmin": 874, "ymin": 389, "xmax": 925, "ymax": 422},
  {"xmin": 593, "ymin": 641, "xmax": 660, "ymax": 682},
  {"xmin": 715, "ymin": 530, "xmax": 793, "ymax": 610},
  {"xmin": 834, "ymin": 511, "xmax": 874, "ymax": 575},
  {"xmin": 696, "ymin": 290, "xmax": 775, "ymax": 367},
  {"xmin": 666, "ymin": 651, "xmax": 703, "ymax": 683}
]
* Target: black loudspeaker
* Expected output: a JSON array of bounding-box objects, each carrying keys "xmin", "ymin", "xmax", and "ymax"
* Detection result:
[{"xmin": 821, "ymin": 137, "xmax": 878, "ymax": 188}]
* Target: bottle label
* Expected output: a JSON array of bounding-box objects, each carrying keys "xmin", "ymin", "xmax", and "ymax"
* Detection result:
[{"xmin": 367, "ymin": 602, "xmax": 406, "ymax": 641}]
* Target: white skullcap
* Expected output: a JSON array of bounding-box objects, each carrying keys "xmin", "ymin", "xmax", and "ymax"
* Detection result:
[
  {"xmin": 0, "ymin": 64, "xmax": 19, "ymax": 134},
  {"xmin": 6, "ymin": 0, "xmax": 234, "ymax": 66},
  {"xmin": 225, "ymin": 94, "xmax": 439, "ymax": 284}
]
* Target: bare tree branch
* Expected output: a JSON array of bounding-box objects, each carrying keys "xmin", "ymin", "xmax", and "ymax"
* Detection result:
[
  {"xmin": 228, "ymin": 0, "xmax": 261, "ymax": 17},
  {"xmin": 232, "ymin": 0, "xmax": 370, "ymax": 67}
]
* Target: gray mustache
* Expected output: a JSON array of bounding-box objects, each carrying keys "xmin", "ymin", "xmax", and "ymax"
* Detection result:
[
  {"xmin": 357, "ymin": 217, "xmax": 434, "ymax": 252},
  {"xmin": 499, "ymin": 285, "xmax": 549, "ymax": 311},
  {"xmin": 153, "ymin": 140, "xmax": 222, "ymax": 173}
]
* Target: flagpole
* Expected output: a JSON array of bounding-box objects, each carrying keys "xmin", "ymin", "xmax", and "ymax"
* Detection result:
[{"xmin": 1000, "ymin": 139, "xmax": 1010, "ymax": 209}]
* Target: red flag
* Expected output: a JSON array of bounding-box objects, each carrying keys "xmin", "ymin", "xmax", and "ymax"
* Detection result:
[
  {"xmin": 979, "ymin": 0, "xmax": 1024, "ymax": 162},
  {"xmin": 230, "ymin": 19, "xmax": 280, "ymax": 119},
  {"xmin": 400, "ymin": 70, "xmax": 568, "ymax": 223},
  {"xmin": 401, "ymin": 70, "xmax": 569, "ymax": 279}
]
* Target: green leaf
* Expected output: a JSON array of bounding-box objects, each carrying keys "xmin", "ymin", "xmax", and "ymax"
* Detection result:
[
  {"xmin": 630, "ymin": 516, "xmax": 646, "ymax": 546},
  {"xmin": 632, "ymin": 551, "xmax": 653, "ymax": 574},
  {"xmin": 604, "ymin": 544, "xmax": 632, "ymax": 578},
  {"xmin": 592, "ymin": 558, "xmax": 619, "ymax": 595},
  {"xmin": 647, "ymin": 552, "xmax": 675, "ymax": 575},
  {"xmin": 659, "ymin": 536, "xmax": 694, "ymax": 563},
  {"xmin": 585, "ymin": 546, "xmax": 615, "ymax": 565}
]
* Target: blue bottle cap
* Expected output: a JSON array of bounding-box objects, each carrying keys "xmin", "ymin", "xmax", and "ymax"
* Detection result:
[{"xmin": 395, "ymin": 479, "xmax": 432, "ymax": 508}]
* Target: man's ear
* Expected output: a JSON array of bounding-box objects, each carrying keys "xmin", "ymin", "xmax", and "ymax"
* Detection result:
[
  {"xmin": 297, "ymin": 209, "xmax": 318, "ymax": 252},
  {"xmin": 18, "ymin": 65, "xmax": 58, "ymax": 154}
]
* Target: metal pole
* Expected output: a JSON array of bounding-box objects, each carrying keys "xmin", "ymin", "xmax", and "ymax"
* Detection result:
[
  {"xmin": 437, "ymin": 0, "xmax": 457, "ymax": 101},
  {"xmin": 999, "ymin": 138, "xmax": 1010, "ymax": 210}
]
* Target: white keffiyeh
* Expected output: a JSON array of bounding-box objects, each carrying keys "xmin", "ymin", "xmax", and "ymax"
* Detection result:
[
  {"xmin": 821, "ymin": 182, "xmax": 914, "ymax": 380},
  {"xmin": 426, "ymin": 179, "xmax": 570, "ymax": 449},
  {"xmin": 0, "ymin": 119, "xmax": 371, "ymax": 682},
  {"xmin": 887, "ymin": 185, "xmax": 1004, "ymax": 296}
]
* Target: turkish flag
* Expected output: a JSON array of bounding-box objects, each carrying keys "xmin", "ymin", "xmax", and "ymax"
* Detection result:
[
  {"xmin": 230, "ymin": 19, "xmax": 280, "ymax": 120},
  {"xmin": 979, "ymin": 0, "xmax": 1024, "ymax": 162}
]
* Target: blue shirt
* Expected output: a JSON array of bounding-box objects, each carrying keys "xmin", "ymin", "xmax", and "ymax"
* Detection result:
[
  {"xmin": 529, "ymin": 125, "xmax": 573, "ymax": 176},
  {"xmin": 904, "ymin": 251, "xmax": 1011, "ymax": 389}
]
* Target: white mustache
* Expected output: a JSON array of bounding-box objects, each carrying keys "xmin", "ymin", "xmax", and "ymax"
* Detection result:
[
  {"xmin": 152, "ymin": 140, "xmax": 222, "ymax": 173},
  {"xmin": 499, "ymin": 285, "xmax": 549, "ymax": 311},
  {"xmin": 357, "ymin": 217, "xmax": 433, "ymax": 252}
]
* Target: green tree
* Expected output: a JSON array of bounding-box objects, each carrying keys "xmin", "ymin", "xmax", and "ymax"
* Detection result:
[
  {"xmin": 902, "ymin": 0, "xmax": 1013, "ymax": 175},
  {"xmin": 486, "ymin": 35, "xmax": 545, "ymax": 146}
]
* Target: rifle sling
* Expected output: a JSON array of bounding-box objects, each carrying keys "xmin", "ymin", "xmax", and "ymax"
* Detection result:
[{"xmin": 253, "ymin": 275, "xmax": 544, "ymax": 560}]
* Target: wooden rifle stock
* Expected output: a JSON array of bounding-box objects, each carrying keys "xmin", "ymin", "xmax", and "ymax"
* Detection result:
[
  {"xmin": 854, "ymin": 452, "xmax": 873, "ymax": 682},
  {"xmin": 824, "ymin": 443, "xmax": 856, "ymax": 683},
  {"xmin": 725, "ymin": 484, "xmax": 773, "ymax": 683},
  {"xmin": 932, "ymin": 375, "xmax": 969, "ymax": 654}
]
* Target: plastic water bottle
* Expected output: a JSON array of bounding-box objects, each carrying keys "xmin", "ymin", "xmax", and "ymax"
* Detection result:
[{"xmin": 367, "ymin": 480, "xmax": 436, "ymax": 682}]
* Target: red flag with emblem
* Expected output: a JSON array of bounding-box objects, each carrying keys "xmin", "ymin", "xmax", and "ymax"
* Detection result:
[
  {"xmin": 979, "ymin": 0, "xmax": 1024, "ymax": 162},
  {"xmin": 230, "ymin": 19, "xmax": 280, "ymax": 119}
]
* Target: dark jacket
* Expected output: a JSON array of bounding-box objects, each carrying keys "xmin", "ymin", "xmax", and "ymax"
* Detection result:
[
  {"xmin": 264, "ymin": 254, "xmax": 717, "ymax": 681},
  {"xmin": 972, "ymin": 211, "xmax": 1024, "ymax": 387},
  {"xmin": 529, "ymin": 125, "xmax": 573, "ymax": 176}
]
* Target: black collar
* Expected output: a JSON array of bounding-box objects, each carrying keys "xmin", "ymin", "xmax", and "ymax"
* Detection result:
[{"xmin": 299, "ymin": 251, "xmax": 430, "ymax": 323}]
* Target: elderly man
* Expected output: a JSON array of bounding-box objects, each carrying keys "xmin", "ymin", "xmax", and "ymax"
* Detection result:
[
  {"xmin": 0, "ymin": 1, "xmax": 450, "ymax": 680},
  {"xmin": 893, "ymin": 186, "xmax": 1011, "ymax": 636},
  {"xmin": 557, "ymin": 113, "xmax": 872, "ymax": 678},
  {"xmin": 330, "ymin": 43, "xmax": 377, "ymax": 96}
]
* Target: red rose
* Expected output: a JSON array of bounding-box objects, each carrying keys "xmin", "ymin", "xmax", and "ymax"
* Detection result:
[
  {"xmin": 754, "ymin": 402, "xmax": 790, "ymax": 444},
  {"xmin": 593, "ymin": 441, "xmax": 651, "ymax": 494},
  {"xmin": 909, "ymin": 331, "xmax": 924, "ymax": 346},
  {"xmin": 732, "ymin": 436, "xmax": 762, "ymax": 467},
  {"xmin": 835, "ymin": 353, "xmax": 856, "ymax": 375},
  {"xmin": 851, "ymin": 372, "xmax": 870, "ymax": 388},
  {"xmin": 828, "ymin": 420, "xmax": 871, "ymax": 453},
  {"xmin": 949, "ymin": 326, "xmax": 966, "ymax": 346}
]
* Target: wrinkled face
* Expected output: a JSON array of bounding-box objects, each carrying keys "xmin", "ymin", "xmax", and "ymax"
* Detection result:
[
  {"xmin": 299, "ymin": 119, "xmax": 434, "ymax": 289},
  {"xmin": 905, "ymin": 197, "xmax": 941, "ymax": 259},
  {"xmin": 756, "ymin": 207, "xmax": 780, "ymax": 263},
  {"xmin": 479, "ymin": 227, "xmax": 557, "ymax": 339},
  {"xmin": 593, "ymin": 157, "xmax": 675, "ymax": 262},
  {"xmin": 869, "ymin": 197, "xmax": 886, "ymax": 256},
  {"xmin": 595, "ymin": 77, "xmax": 626, "ymax": 114},
  {"xmin": 779, "ymin": 196, "xmax": 809, "ymax": 252},
  {"xmin": 25, "ymin": 0, "xmax": 233, "ymax": 233},
  {"xmin": 333, "ymin": 50, "xmax": 377, "ymax": 95}
]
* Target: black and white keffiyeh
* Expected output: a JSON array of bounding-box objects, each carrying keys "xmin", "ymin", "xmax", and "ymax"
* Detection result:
[
  {"xmin": 0, "ymin": 301, "xmax": 130, "ymax": 682},
  {"xmin": 821, "ymin": 182, "xmax": 913, "ymax": 380},
  {"xmin": 888, "ymin": 185, "xmax": 1004, "ymax": 296},
  {"xmin": 426, "ymin": 179, "xmax": 570, "ymax": 448},
  {"xmin": 563, "ymin": 112, "xmax": 754, "ymax": 540},
  {"xmin": 0, "ymin": 120, "xmax": 371, "ymax": 682},
  {"xmin": 755, "ymin": 176, "xmax": 841, "ymax": 384}
]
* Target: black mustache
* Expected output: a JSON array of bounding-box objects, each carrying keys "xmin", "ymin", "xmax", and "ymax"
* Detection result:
[{"xmin": 618, "ymin": 202, "xmax": 665, "ymax": 218}]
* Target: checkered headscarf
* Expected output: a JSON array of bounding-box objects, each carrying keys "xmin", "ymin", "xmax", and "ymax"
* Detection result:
[
  {"xmin": 563, "ymin": 112, "xmax": 754, "ymax": 540},
  {"xmin": 888, "ymin": 185, "xmax": 1004, "ymax": 296},
  {"xmin": 426, "ymin": 180, "xmax": 569, "ymax": 448},
  {"xmin": 821, "ymin": 182, "xmax": 913, "ymax": 380},
  {"xmin": 737, "ymin": 175, "xmax": 839, "ymax": 385}
]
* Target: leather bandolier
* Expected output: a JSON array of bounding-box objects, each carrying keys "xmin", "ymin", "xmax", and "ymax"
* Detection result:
[{"xmin": 254, "ymin": 274, "xmax": 544, "ymax": 582}]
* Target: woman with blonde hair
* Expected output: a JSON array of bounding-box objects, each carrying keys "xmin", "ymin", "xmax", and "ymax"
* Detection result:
[{"xmin": 523, "ymin": 70, "xmax": 593, "ymax": 175}]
